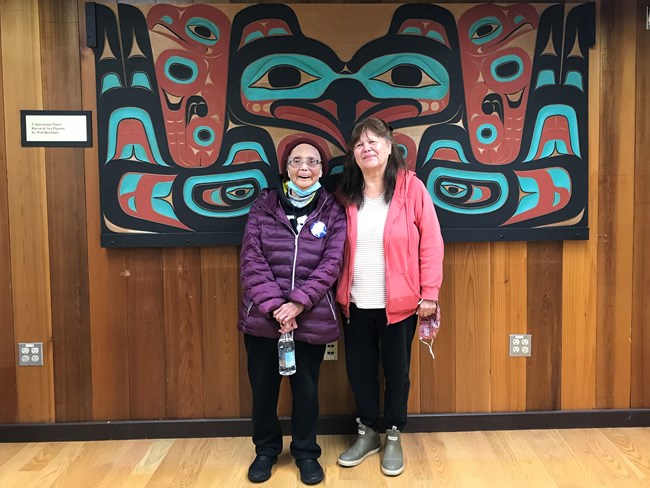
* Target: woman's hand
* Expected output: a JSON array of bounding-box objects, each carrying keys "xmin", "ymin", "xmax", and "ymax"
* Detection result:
[
  {"xmin": 273, "ymin": 302, "xmax": 305, "ymax": 326},
  {"xmin": 278, "ymin": 317, "xmax": 298, "ymax": 334},
  {"xmin": 417, "ymin": 299, "xmax": 439, "ymax": 318}
]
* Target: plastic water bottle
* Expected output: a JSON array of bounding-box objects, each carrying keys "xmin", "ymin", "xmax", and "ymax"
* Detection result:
[{"xmin": 278, "ymin": 331, "xmax": 296, "ymax": 376}]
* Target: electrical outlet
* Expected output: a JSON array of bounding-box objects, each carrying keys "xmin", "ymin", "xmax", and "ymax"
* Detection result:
[
  {"xmin": 18, "ymin": 342, "xmax": 44, "ymax": 366},
  {"xmin": 509, "ymin": 334, "xmax": 531, "ymax": 357},
  {"xmin": 324, "ymin": 341, "xmax": 338, "ymax": 361}
]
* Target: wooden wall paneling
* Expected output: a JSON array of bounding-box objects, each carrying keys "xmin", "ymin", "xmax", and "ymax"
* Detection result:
[
  {"xmin": 526, "ymin": 242, "xmax": 562, "ymax": 411},
  {"xmin": 126, "ymin": 249, "xmax": 167, "ymax": 419},
  {"xmin": 1, "ymin": 0, "xmax": 55, "ymax": 422},
  {"xmin": 420, "ymin": 242, "xmax": 456, "ymax": 413},
  {"xmin": 631, "ymin": 0, "xmax": 650, "ymax": 408},
  {"xmin": 201, "ymin": 246, "xmax": 241, "ymax": 418},
  {"xmin": 78, "ymin": 0, "xmax": 130, "ymax": 421},
  {"xmin": 454, "ymin": 243, "xmax": 491, "ymax": 412},
  {"xmin": 596, "ymin": 0, "xmax": 635, "ymax": 409},
  {"xmin": 490, "ymin": 241, "xmax": 527, "ymax": 412},
  {"xmin": 163, "ymin": 247, "xmax": 204, "ymax": 419},
  {"xmin": 40, "ymin": 0, "xmax": 92, "ymax": 422},
  {"xmin": 561, "ymin": 0, "xmax": 600, "ymax": 411},
  {"xmin": 318, "ymin": 339, "xmax": 355, "ymax": 416},
  {"xmin": 0, "ymin": 8, "xmax": 18, "ymax": 424}
]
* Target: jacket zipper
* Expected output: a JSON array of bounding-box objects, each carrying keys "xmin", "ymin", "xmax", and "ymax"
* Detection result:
[
  {"xmin": 325, "ymin": 290, "xmax": 336, "ymax": 321},
  {"xmin": 266, "ymin": 193, "xmax": 328, "ymax": 292}
]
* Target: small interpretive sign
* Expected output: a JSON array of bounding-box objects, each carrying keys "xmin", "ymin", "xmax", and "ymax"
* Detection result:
[{"xmin": 21, "ymin": 110, "xmax": 92, "ymax": 147}]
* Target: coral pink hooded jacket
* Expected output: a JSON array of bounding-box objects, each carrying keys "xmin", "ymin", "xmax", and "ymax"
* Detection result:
[{"xmin": 336, "ymin": 170, "xmax": 444, "ymax": 324}]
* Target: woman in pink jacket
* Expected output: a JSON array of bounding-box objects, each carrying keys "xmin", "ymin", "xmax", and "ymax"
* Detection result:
[{"xmin": 335, "ymin": 118, "xmax": 444, "ymax": 477}]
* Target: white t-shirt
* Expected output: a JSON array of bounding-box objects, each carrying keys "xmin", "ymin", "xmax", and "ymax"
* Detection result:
[{"xmin": 350, "ymin": 194, "xmax": 390, "ymax": 309}]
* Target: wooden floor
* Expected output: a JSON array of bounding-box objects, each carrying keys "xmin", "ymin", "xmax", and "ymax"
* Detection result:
[{"xmin": 0, "ymin": 428, "xmax": 649, "ymax": 487}]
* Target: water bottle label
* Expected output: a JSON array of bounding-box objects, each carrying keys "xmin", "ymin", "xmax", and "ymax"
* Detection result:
[{"xmin": 285, "ymin": 350, "xmax": 296, "ymax": 368}]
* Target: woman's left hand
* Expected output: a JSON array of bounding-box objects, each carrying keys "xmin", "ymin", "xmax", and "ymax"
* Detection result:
[
  {"xmin": 273, "ymin": 302, "xmax": 305, "ymax": 326},
  {"xmin": 417, "ymin": 299, "xmax": 438, "ymax": 318}
]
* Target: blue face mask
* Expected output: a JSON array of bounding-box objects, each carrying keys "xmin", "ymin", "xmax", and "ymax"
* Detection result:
[{"xmin": 287, "ymin": 180, "xmax": 321, "ymax": 197}]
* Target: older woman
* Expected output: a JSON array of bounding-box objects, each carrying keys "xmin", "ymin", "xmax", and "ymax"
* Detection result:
[
  {"xmin": 238, "ymin": 139, "xmax": 346, "ymax": 485},
  {"xmin": 336, "ymin": 118, "xmax": 443, "ymax": 476}
]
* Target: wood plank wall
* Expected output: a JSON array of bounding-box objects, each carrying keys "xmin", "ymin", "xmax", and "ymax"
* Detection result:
[{"xmin": 0, "ymin": 0, "xmax": 647, "ymax": 424}]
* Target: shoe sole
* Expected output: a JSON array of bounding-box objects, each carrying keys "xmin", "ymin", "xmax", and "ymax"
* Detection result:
[
  {"xmin": 337, "ymin": 447, "xmax": 381, "ymax": 467},
  {"xmin": 381, "ymin": 464, "xmax": 404, "ymax": 476}
]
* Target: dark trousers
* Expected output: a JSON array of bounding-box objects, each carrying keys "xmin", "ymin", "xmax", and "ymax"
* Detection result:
[
  {"xmin": 244, "ymin": 334, "xmax": 326, "ymax": 460},
  {"xmin": 344, "ymin": 304, "xmax": 417, "ymax": 432}
]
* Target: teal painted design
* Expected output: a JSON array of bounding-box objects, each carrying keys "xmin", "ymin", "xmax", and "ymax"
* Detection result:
[
  {"xmin": 564, "ymin": 71, "xmax": 583, "ymax": 90},
  {"xmin": 477, "ymin": 123, "xmax": 498, "ymax": 144},
  {"xmin": 131, "ymin": 72, "xmax": 152, "ymax": 90},
  {"xmin": 490, "ymin": 54, "xmax": 523, "ymax": 82},
  {"xmin": 535, "ymin": 69, "xmax": 556, "ymax": 89},
  {"xmin": 151, "ymin": 181, "xmax": 176, "ymax": 219},
  {"xmin": 468, "ymin": 16, "xmax": 502, "ymax": 45},
  {"xmin": 208, "ymin": 189, "xmax": 225, "ymax": 206},
  {"xmin": 548, "ymin": 167, "xmax": 571, "ymax": 191},
  {"xmin": 106, "ymin": 107, "xmax": 169, "ymax": 166},
  {"xmin": 128, "ymin": 196, "xmax": 137, "ymax": 212},
  {"xmin": 243, "ymin": 31, "xmax": 264, "ymax": 45},
  {"xmin": 524, "ymin": 104, "xmax": 581, "ymax": 161},
  {"xmin": 222, "ymin": 142, "xmax": 270, "ymax": 166},
  {"xmin": 268, "ymin": 27, "xmax": 289, "ymax": 36},
  {"xmin": 423, "ymin": 140, "xmax": 470, "ymax": 163},
  {"xmin": 514, "ymin": 15, "xmax": 525, "ymax": 24},
  {"xmin": 242, "ymin": 53, "xmax": 448, "ymax": 101},
  {"xmin": 363, "ymin": 54, "xmax": 449, "ymax": 100},
  {"xmin": 426, "ymin": 167, "xmax": 508, "ymax": 214},
  {"xmin": 183, "ymin": 169, "xmax": 268, "ymax": 217},
  {"xmin": 400, "ymin": 25, "xmax": 445, "ymax": 43},
  {"xmin": 185, "ymin": 17, "xmax": 220, "ymax": 46},
  {"xmin": 513, "ymin": 176, "xmax": 539, "ymax": 216},
  {"xmin": 164, "ymin": 56, "xmax": 199, "ymax": 84},
  {"xmin": 161, "ymin": 15, "xmax": 173, "ymax": 25},
  {"xmin": 119, "ymin": 144, "xmax": 151, "ymax": 163},
  {"xmin": 101, "ymin": 73, "xmax": 123, "ymax": 94},
  {"xmin": 192, "ymin": 126, "xmax": 216, "ymax": 147},
  {"xmin": 120, "ymin": 173, "xmax": 143, "ymax": 195}
]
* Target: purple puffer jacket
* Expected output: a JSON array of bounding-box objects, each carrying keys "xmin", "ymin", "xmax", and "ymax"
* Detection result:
[{"xmin": 237, "ymin": 188, "xmax": 346, "ymax": 344}]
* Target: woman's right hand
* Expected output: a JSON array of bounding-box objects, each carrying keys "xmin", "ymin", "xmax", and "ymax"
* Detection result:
[{"xmin": 278, "ymin": 317, "xmax": 298, "ymax": 334}]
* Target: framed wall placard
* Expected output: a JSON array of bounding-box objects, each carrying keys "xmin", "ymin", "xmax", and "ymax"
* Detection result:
[{"xmin": 21, "ymin": 110, "xmax": 92, "ymax": 147}]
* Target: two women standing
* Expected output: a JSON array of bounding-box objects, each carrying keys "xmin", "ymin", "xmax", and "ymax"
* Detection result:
[{"xmin": 237, "ymin": 118, "xmax": 443, "ymax": 484}]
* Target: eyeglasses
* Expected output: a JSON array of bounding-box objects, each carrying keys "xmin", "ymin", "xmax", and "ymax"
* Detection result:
[{"xmin": 287, "ymin": 157, "xmax": 321, "ymax": 168}]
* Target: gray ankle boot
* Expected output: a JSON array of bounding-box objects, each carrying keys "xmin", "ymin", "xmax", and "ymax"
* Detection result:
[
  {"xmin": 338, "ymin": 418, "xmax": 381, "ymax": 467},
  {"xmin": 381, "ymin": 426, "xmax": 404, "ymax": 476}
]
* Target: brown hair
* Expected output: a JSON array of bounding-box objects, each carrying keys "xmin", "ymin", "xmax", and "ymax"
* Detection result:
[{"xmin": 336, "ymin": 118, "xmax": 407, "ymax": 207}]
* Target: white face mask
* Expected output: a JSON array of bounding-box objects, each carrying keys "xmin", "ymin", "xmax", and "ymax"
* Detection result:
[{"xmin": 287, "ymin": 180, "xmax": 321, "ymax": 197}]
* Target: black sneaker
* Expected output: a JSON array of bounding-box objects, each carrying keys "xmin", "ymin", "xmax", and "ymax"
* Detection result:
[
  {"xmin": 247, "ymin": 455, "xmax": 278, "ymax": 483},
  {"xmin": 296, "ymin": 458, "xmax": 324, "ymax": 485}
]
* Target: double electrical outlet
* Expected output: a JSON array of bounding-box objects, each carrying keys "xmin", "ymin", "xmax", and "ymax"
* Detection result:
[
  {"xmin": 324, "ymin": 341, "xmax": 338, "ymax": 361},
  {"xmin": 509, "ymin": 334, "xmax": 532, "ymax": 357}
]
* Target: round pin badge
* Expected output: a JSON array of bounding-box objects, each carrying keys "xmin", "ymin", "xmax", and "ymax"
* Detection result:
[{"xmin": 310, "ymin": 221, "xmax": 327, "ymax": 238}]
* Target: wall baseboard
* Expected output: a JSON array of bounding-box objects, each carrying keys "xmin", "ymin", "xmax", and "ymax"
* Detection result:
[{"xmin": 1, "ymin": 409, "xmax": 649, "ymax": 443}]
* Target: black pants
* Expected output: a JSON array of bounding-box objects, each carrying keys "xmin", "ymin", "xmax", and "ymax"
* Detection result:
[
  {"xmin": 244, "ymin": 334, "xmax": 326, "ymax": 460},
  {"xmin": 344, "ymin": 304, "xmax": 417, "ymax": 432}
]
